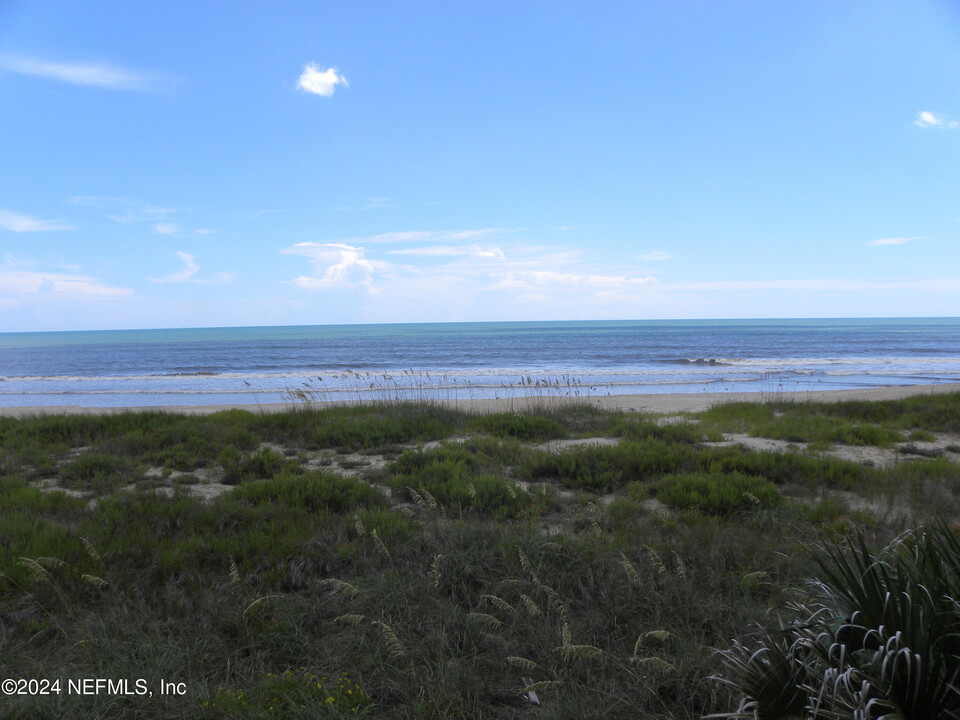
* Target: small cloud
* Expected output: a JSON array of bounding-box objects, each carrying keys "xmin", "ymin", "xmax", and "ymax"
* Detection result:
[
  {"xmin": 364, "ymin": 228, "xmax": 513, "ymax": 244},
  {"xmin": 0, "ymin": 53, "xmax": 170, "ymax": 91},
  {"xmin": 526, "ymin": 271, "xmax": 658, "ymax": 288},
  {"xmin": 297, "ymin": 63, "xmax": 348, "ymax": 97},
  {"xmin": 154, "ymin": 222, "xmax": 179, "ymax": 235},
  {"xmin": 69, "ymin": 196, "xmax": 178, "ymax": 224},
  {"xmin": 864, "ymin": 237, "xmax": 923, "ymax": 246},
  {"xmin": 914, "ymin": 111, "xmax": 959, "ymax": 129},
  {"xmin": 0, "ymin": 261, "xmax": 131, "ymax": 297},
  {"xmin": 636, "ymin": 251, "xmax": 673, "ymax": 261},
  {"xmin": 282, "ymin": 242, "xmax": 376, "ymax": 290},
  {"xmin": 389, "ymin": 246, "xmax": 464, "ymax": 257},
  {"xmin": 474, "ymin": 247, "xmax": 505, "ymax": 259},
  {"xmin": 194, "ymin": 228, "xmax": 217, "ymax": 235},
  {"xmin": 334, "ymin": 196, "xmax": 397, "ymax": 211},
  {"xmin": 0, "ymin": 209, "xmax": 73, "ymax": 232},
  {"xmin": 669, "ymin": 278, "xmax": 920, "ymax": 291},
  {"xmin": 151, "ymin": 251, "xmax": 199, "ymax": 283},
  {"xmin": 389, "ymin": 244, "xmax": 506, "ymax": 259},
  {"xmin": 245, "ymin": 208, "xmax": 288, "ymax": 219}
]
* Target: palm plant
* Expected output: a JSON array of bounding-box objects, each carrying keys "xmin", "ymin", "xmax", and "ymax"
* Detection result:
[{"xmin": 711, "ymin": 522, "xmax": 960, "ymax": 719}]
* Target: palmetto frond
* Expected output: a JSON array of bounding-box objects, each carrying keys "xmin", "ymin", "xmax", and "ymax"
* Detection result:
[{"xmin": 713, "ymin": 521, "xmax": 960, "ymax": 720}]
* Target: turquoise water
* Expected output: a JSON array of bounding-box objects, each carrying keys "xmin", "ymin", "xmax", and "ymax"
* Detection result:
[{"xmin": 1, "ymin": 318, "xmax": 958, "ymax": 407}]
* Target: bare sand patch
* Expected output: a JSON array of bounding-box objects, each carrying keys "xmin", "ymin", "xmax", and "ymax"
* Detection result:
[
  {"xmin": 186, "ymin": 482, "xmax": 235, "ymax": 500},
  {"xmin": 34, "ymin": 478, "xmax": 91, "ymax": 500},
  {"xmin": 535, "ymin": 437, "xmax": 620, "ymax": 453},
  {"xmin": 705, "ymin": 431, "xmax": 960, "ymax": 469},
  {"xmin": 704, "ymin": 434, "xmax": 802, "ymax": 455}
]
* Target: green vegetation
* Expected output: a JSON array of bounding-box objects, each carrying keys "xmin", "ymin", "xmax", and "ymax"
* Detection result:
[
  {"xmin": 654, "ymin": 472, "xmax": 782, "ymax": 515},
  {"xmin": 468, "ymin": 411, "xmax": 568, "ymax": 441},
  {"xmin": 700, "ymin": 391, "xmax": 960, "ymax": 444},
  {"xmin": 713, "ymin": 521, "xmax": 960, "ymax": 719},
  {"xmin": 0, "ymin": 394, "xmax": 958, "ymax": 718},
  {"xmin": 699, "ymin": 402, "xmax": 904, "ymax": 446},
  {"xmin": 389, "ymin": 442, "xmax": 534, "ymax": 519},
  {"xmin": 202, "ymin": 669, "xmax": 373, "ymax": 718}
]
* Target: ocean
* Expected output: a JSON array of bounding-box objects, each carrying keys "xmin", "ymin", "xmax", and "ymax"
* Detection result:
[{"xmin": 1, "ymin": 318, "xmax": 958, "ymax": 408}]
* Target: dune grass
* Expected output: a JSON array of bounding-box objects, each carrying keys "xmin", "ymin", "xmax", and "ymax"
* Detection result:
[
  {"xmin": 0, "ymin": 394, "xmax": 958, "ymax": 718},
  {"xmin": 698, "ymin": 391, "xmax": 960, "ymax": 445}
]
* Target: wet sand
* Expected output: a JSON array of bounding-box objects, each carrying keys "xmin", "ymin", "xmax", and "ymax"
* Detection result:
[{"xmin": 1, "ymin": 383, "xmax": 958, "ymax": 417}]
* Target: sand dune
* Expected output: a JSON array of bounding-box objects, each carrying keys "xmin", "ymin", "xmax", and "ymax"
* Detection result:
[{"xmin": 2, "ymin": 382, "xmax": 958, "ymax": 417}]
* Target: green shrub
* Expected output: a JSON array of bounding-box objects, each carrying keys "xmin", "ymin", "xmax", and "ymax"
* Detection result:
[
  {"xmin": 748, "ymin": 415, "xmax": 901, "ymax": 447},
  {"xmin": 231, "ymin": 471, "xmax": 386, "ymax": 514},
  {"xmin": 698, "ymin": 397, "xmax": 951, "ymax": 446},
  {"xmin": 608, "ymin": 496, "xmax": 646, "ymax": 535},
  {"xmin": 825, "ymin": 423, "xmax": 901, "ymax": 447},
  {"xmin": 714, "ymin": 523, "xmax": 960, "ymax": 719},
  {"xmin": 698, "ymin": 445, "xmax": 874, "ymax": 490},
  {"xmin": 655, "ymin": 472, "xmax": 782, "ymax": 516},
  {"xmin": 0, "ymin": 512, "xmax": 91, "ymax": 586},
  {"xmin": 217, "ymin": 445, "xmax": 243, "ymax": 482},
  {"xmin": 802, "ymin": 497, "xmax": 846, "ymax": 525},
  {"xmin": 611, "ymin": 417, "xmax": 704, "ymax": 444},
  {"xmin": 219, "ymin": 447, "xmax": 292, "ymax": 485},
  {"xmin": 144, "ymin": 422, "xmax": 222, "ymax": 469},
  {"xmin": 202, "ymin": 668, "xmax": 372, "ymax": 718},
  {"xmin": 0, "ymin": 477, "xmax": 86, "ymax": 515},
  {"xmin": 540, "ymin": 401, "xmax": 617, "ymax": 434},
  {"xmin": 240, "ymin": 448, "xmax": 288, "ymax": 480},
  {"xmin": 355, "ymin": 507, "xmax": 417, "ymax": 543},
  {"xmin": 892, "ymin": 457, "xmax": 960, "ymax": 484},
  {"xmin": 521, "ymin": 439, "xmax": 694, "ymax": 492},
  {"xmin": 58, "ymin": 453, "xmax": 139, "ymax": 493},
  {"xmin": 390, "ymin": 443, "xmax": 477, "ymax": 479},
  {"xmin": 313, "ymin": 408, "xmax": 458, "ymax": 450},
  {"xmin": 390, "ymin": 443, "xmax": 529, "ymax": 517},
  {"xmin": 468, "ymin": 412, "xmax": 567, "ymax": 441},
  {"xmin": 697, "ymin": 402, "xmax": 775, "ymax": 432}
]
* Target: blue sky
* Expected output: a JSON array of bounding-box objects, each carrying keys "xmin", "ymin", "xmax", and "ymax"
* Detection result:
[{"xmin": 1, "ymin": 1, "xmax": 959, "ymax": 332}]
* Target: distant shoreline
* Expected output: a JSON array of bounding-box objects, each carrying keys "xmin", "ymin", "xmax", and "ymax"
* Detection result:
[{"xmin": 2, "ymin": 382, "xmax": 958, "ymax": 418}]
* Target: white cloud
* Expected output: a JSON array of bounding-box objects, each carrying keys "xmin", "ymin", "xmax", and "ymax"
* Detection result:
[
  {"xmin": 334, "ymin": 197, "xmax": 396, "ymax": 211},
  {"xmin": 281, "ymin": 242, "xmax": 377, "ymax": 290},
  {"xmin": 297, "ymin": 63, "xmax": 348, "ymax": 97},
  {"xmin": 914, "ymin": 111, "xmax": 959, "ymax": 129},
  {"xmin": 0, "ymin": 262, "xmax": 132, "ymax": 298},
  {"xmin": 389, "ymin": 244, "xmax": 506, "ymax": 259},
  {"xmin": 525, "ymin": 270, "xmax": 658, "ymax": 288},
  {"xmin": 668, "ymin": 279, "xmax": 922, "ymax": 291},
  {"xmin": 389, "ymin": 246, "xmax": 464, "ymax": 257},
  {"xmin": 69, "ymin": 196, "xmax": 178, "ymax": 224},
  {"xmin": 636, "ymin": 251, "xmax": 673, "ymax": 261},
  {"xmin": 864, "ymin": 236, "xmax": 922, "ymax": 246},
  {"xmin": 0, "ymin": 54, "xmax": 168, "ymax": 91},
  {"xmin": 0, "ymin": 209, "xmax": 73, "ymax": 232},
  {"xmin": 151, "ymin": 251, "xmax": 200, "ymax": 283},
  {"xmin": 69, "ymin": 197, "xmax": 216, "ymax": 237},
  {"xmin": 362, "ymin": 228, "xmax": 513, "ymax": 244},
  {"xmin": 147, "ymin": 252, "xmax": 233, "ymax": 285},
  {"xmin": 282, "ymin": 230, "xmax": 668, "ymax": 320}
]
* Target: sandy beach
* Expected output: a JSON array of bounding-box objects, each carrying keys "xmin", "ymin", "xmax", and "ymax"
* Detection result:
[{"xmin": 2, "ymin": 382, "xmax": 958, "ymax": 418}]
